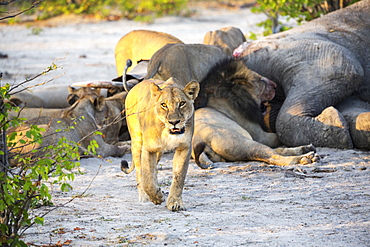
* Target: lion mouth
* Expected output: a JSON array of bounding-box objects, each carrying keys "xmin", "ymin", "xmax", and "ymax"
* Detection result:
[
  {"xmin": 261, "ymin": 101, "xmax": 268, "ymax": 116},
  {"xmin": 169, "ymin": 127, "xmax": 185, "ymax": 135}
]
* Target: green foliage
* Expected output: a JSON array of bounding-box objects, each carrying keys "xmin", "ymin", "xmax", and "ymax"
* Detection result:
[
  {"xmin": 2, "ymin": 0, "xmax": 189, "ymax": 22},
  {"xmin": 249, "ymin": 0, "xmax": 360, "ymax": 39},
  {"xmin": 0, "ymin": 69, "xmax": 97, "ymax": 246}
]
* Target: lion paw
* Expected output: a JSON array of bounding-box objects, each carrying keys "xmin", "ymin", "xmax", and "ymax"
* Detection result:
[
  {"xmin": 166, "ymin": 196, "xmax": 186, "ymax": 211},
  {"xmin": 148, "ymin": 188, "xmax": 165, "ymax": 205},
  {"xmin": 299, "ymin": 151, "xmax": 320, "ymax": 165},
  {"xmin": 300, "ymin": 144, "xmax": 316, "ymax": 154}
]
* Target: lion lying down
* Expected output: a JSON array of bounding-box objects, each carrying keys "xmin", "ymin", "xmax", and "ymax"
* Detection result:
[
  {"xmin": 122, "ymin": 77, "xmax": 200, "ymax": 211},
  {"xmin": 193, "ymin": 107, "xmax": 319, "ymax": 168}
]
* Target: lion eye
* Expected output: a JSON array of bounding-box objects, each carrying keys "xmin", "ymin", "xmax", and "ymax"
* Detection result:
[
  {"xmin": 161, "ymin": 103, "xmax": 167, "ymax": 108},
  {"xmin": 179, "ymin": 101, "xmax": 186, "ymax": 107}
]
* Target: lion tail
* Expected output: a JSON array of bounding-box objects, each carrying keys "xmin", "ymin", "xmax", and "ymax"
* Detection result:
[
  {"xmin": 193, "ymin": 142, "xmax": 214, "ymax": 169},
  {"xmin": 121, "ymin": 160, "xmax": 135, "ymax": 174}
]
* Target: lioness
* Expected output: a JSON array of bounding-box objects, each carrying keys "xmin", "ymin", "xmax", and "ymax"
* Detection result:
[
  {"xmin": 203, "ymin": 26, "xmax": 246, "ymax": 55},
  {"xmin": 115, "ymin": 30, "xmax": 183, "ymax": 76},
  {"xmin": 123, "ymin": 77, "xmax": 200, "ymax": 211}
]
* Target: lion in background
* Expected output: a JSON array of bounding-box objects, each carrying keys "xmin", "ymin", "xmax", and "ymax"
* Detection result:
[
  {"xmin": 115, "ymin": 30, "xmax": 183, "ymax": 77},
  {"xmin": 203, "ymin": 26, "xmax": 246, "ymax": 55}
]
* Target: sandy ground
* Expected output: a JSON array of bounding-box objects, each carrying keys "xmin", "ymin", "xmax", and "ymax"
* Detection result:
[{"xmin": 1, "ymin": 6, "xmax": 369, "ymax": 247}]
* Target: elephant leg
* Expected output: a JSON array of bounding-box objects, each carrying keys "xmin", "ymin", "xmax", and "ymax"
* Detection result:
[
  {"xmin": 275, "ymin": 81, "xmax": 356, "ymax": 149},
  {"xmin": 277, "ymin": 105, "xmax": 353, "ymax": 148},
  {"xmin": 337, "ymin": 97, "xmax": 370, "ymax": 149}
]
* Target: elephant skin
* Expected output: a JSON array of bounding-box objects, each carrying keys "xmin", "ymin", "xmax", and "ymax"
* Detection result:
[{"xmin": 240, "ymin": 0, "xmax": 370, "ymax": 149}]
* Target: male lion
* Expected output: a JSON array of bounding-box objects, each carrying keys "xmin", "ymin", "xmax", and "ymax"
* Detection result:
[
  {"xmin": 192, "ymin": 58, "xmax": 319, "ymax": 168},
  {"xmin": 123, "ymin": 77, "xmax": 200, "ymax": 211}
]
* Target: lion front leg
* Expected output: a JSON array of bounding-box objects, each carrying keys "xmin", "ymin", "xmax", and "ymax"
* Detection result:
[
  {"xmin": 167, "ymin": 147, "xmax": 191, "ymax": 211},
  {"xmin": 141, "ymin": 150, "xmax": 165, "ymax": 205}
]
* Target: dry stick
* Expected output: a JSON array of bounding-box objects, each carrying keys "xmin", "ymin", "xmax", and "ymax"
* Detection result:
[
  {"xmin": 20, "ymin": 164, "xmax": 103, "ymax": 236},
  {"xmin": 9, "ymin": 68, "xmax": 66, "ymax": 95},
  {"xmin": 0, "ymin": 0, "xmax": 45, "ymax": 21}
]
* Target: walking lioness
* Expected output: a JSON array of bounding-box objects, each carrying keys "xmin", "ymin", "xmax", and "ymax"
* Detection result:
[{"xmin": 123, "ymin": 77, "xmax": 200, "ymax": 211}]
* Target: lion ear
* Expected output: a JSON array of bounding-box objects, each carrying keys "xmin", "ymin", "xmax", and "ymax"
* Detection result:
[
  {"xmin": 67, "ymin": 94, "xmax": 79, "ymax": 105},
  {"xmin": 150, "ymin": 82, "xmax": 161, "ymax": 98},
  {"xmin": 94, "ymin": 96, "xmax": 105, "ymax": 111},
  {"xmin": 184, "ymin": 81, "xmax": 200, "ymax": 100}
]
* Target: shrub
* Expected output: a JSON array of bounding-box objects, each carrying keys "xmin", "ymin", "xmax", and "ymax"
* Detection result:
[
  {"xmin": 249, "ymin": 0, "xmax": 360, "ymax": 39},
  {"xmin": 0, "ymin": 0, "xmax": 189, "ymax": 22},
  {"xmin": 0, "ymin": 67, "xmax": 96, "ymax": 246}
]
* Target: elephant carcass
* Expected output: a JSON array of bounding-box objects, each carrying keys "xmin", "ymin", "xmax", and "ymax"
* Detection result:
[
  {"xmin": 145, "ymin": 43, "xmax": 228, "ymax": 84},
  {"xmin": 8, "ymin": 94, "xmax": 129, "ymax": 159},
  {"xmin": 115, "ymin": 29, "xmax": 183, "ymax": 77},
  {"xmin": 203, "ymin": 26, "xmax": 246, "ymax": 55},
  {"xmin": 239, "ymin": 0, "xmax": 370, "ymax": 149}
]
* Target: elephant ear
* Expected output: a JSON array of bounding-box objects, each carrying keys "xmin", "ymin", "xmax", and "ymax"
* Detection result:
[{"xmin": 184, "ymin": 81, "xmax": 200, "ymax": 100}]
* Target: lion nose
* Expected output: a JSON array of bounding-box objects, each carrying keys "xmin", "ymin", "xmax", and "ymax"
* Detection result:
[
  {"xmin": 262, "ymin": 77, "xmax": 277, "ymax": 89},
  {"xmin": 169, "ymin": 120, "xmax": 180, "ymax": 126}
]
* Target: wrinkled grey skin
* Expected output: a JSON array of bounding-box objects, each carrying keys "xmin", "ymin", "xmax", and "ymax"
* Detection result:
[
  {"xmin": 241, "ymin": 0, "xmax": 370, "ymax": 149},
  {"xmin": 145, "ymin": 44, "xmax": 228, "ymax": 84}
]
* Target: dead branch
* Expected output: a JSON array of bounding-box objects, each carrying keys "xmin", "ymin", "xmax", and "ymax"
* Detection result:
[{"xmin": 0, "ymin": 0, "xmax": 45, "ymax": 21}]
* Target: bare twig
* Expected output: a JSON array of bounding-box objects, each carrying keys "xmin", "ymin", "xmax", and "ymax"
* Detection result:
[
  {"xmin": 9, "ymin": 63, "xmax": 66, "ymax": 95},
  {"xmin": 0, "ymin": 0, "xmax": 45, "ymax": 21}
]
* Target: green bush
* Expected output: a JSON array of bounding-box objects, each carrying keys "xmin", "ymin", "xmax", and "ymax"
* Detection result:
[
  {"xmin": 249, "ymin": 0, "xmax": 360, "ymax": 39},
  {"xmin": 0, "ymin": 66, "xmax": 98, "ymax": 246},
  {"xmin": 1, "ymin": 0, "xmax": 189, "ymax": 22}
]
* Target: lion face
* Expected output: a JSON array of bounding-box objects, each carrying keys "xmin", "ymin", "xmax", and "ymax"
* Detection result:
[
  {"xmin": 233, "ymin": 63, "xmax": 277, "ymax": 106},
  {"xmin": 151, "ymin": 79, "xmax": 200, "ymax": 136}
]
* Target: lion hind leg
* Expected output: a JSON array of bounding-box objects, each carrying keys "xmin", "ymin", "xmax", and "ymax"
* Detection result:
[
  {"xmin": 273, "ymin": 144, "xmax": 316, "ymax": 156},
  {"xmin": 267, "ymin": 151, "xmax": 320, "ymax": 166}
]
